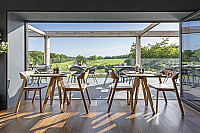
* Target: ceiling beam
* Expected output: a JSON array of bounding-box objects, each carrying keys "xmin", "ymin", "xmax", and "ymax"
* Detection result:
[
  {"xmin": 181, "ymin": 9, "xmax": 200, "ymax": 22},
  {"xmin": 138, "ymin": 23, "xmax": 160, "ymax": 36},
  {"xmin": 28, "ymin": 25, "xmax": 46, "ymax": 36},
  {"xmin": 28, "ymin": 30, "xmax": 179, "ymax": 37}
]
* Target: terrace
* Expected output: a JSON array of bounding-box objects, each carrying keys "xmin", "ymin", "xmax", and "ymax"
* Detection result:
[{"xmin": 0, "ymin": 4, "xmax": 200, "ymax": 133}]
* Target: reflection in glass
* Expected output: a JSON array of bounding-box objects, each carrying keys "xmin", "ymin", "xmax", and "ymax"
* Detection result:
[{"xmin": 182, "ymin": 20, "xmax": 200, "ymax": 107}]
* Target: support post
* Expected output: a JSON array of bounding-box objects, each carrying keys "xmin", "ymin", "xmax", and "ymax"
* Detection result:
[
  {"xmin": 136, "ymin": 35, "xmax": 141, "ymax": 66},
  {"xmin": 44, "ymin": 36, "xmax": 50, "ymax": 66}
]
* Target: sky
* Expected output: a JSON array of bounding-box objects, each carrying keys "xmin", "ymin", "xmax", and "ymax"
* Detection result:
[{"xmin": 28, "ymin": 23, "xmax": 179, "ymax": 57}]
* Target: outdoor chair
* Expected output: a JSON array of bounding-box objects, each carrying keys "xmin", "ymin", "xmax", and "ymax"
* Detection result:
[
  {"xmin": 103, "ymin": 65, "xmax": 115, "ymax": 85},
  {"xmin": 85, "ymin": 65, "xmax": 98, "ymax": 84},
  {"xmin": 63, "ymin": 72, "xmax": 91, "ymax": 113},
  {"xmin": 15, "ymin": 71, "xmax": 48, "ymax": 113},
  {"xmin": 107, "ymin": 71, "xmax": 133, "ymax": 113},
  {"xmin": 148, "ymin": 70, "xmax": 184, "ymax": 114},
  {"xmin": 69, "ymin": 66, "xmax": 85, "ymax": 83},
  {"xmin": 118, "ymin": 67, "xmax": 134, "ymax": 83},
  {"xmin": 34, "ymin": 65, "xmax": 52, "ymax": 83}
]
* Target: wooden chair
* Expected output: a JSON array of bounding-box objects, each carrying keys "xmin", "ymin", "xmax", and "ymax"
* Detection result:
[
  {"xmin": 63, "ymin": 71, "xmax": 91, "ymax": 114},
  {"xmin": 15, "ymin": 71, "xmax": 48, "ymax": 113},
  {"xmin": 148, "ymin": 70, "xmax": 184, "ymax": 114},
  {"xmin": 107, "ymin": 71, "xmax": 133, "ymax": 113}
]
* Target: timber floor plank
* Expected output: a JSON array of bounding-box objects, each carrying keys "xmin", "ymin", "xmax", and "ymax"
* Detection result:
[{"xmin": 0, "ymin": 99, "xmax": 200, "ymax": 133}]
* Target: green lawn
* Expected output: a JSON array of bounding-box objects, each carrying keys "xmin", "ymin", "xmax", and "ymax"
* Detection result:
[{"xmin": 51, "ymin": 58, "xmax": 126, "ymax": 73}]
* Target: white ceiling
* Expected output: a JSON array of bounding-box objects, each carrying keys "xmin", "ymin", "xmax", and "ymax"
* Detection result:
[{"xmin": 11, "ymin": 12, "xmax": 193, "ymax": 22}]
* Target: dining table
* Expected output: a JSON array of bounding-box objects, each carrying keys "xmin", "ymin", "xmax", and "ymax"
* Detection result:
[
  {"xmin": 29, "ymin": 71, "xmax": 76, "ymax": 113},
  {"xmin": 123, "ymin": 71, "xmax": 166, "ymax": 114}
]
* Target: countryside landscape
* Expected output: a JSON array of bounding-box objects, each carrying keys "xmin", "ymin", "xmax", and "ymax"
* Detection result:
[{"xmin": 28, "ymin": 38, "xmax": 181, "ymax": 75}]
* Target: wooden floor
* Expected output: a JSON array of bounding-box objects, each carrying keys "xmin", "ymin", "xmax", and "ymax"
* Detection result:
[{"xmin": 0, "ymin": 99, "xmax": 200, "ymax": 133}]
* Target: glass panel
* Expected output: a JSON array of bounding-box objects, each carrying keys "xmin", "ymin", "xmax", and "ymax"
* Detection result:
[{"xmin": 182, "ymin": 20, "xmax": 200, "ymax": 107}]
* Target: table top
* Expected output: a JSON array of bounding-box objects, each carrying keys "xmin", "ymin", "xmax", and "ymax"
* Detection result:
[
  {"xmin": 123, "ymin": 71, "xmax": 166, "ymax": 77},
  {"xmin": 30, "ymin": 71, "xmax": 76, "ymax": 77}
]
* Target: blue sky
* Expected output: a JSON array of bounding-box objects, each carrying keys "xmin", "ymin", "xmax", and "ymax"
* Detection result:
[{"xmin": 28, "ymin": 23, "xmax": 179, "ymax": 57}]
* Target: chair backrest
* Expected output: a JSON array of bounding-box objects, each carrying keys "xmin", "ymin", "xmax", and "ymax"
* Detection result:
[
  {"xmin": 70, "ymin": 66, "xmax": 85, "ymax": 74},
  {"xmin": 160, "ymin": 70, "xmax": 179, "ymax": 79},
  {"xmin": 89, "ymin": 65, "xmax": 97, "ymax": 74},
  {"xmin": 108, "ymin": 71, "xmax": 119, "ymax": 89},
  {"xmin": 19, "ymin": 71, "xmax": 35, "ymax": 80},
  {"xmin": 104, "ymin": 65, "xmax": 115, "ymax": 74},
  {"xmin": 77, "ymin": 71, "xmax": 89, "ymax": 80},
  {"xmin": 160, "ymin": 70, "xmax": 179, "ymax": 90}
]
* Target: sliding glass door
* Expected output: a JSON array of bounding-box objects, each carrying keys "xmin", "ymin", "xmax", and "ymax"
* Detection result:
[{"xmin": 181, "ymin": 18, "xmax": 200, "ymax": 110}]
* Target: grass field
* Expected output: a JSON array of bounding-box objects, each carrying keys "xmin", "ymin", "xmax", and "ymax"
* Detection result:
[{"xmin": 51, "ymin": 58, "xmax": 126, "ymax": 74}]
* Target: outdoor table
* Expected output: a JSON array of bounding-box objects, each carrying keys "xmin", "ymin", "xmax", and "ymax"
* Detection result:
[
  {"xmin": 123, "ymin": 71, "xmax": 166, "ymax": 114},
  {"xmin": 29, "ymin": 71, "xmax": 76, "ymax": 113}
]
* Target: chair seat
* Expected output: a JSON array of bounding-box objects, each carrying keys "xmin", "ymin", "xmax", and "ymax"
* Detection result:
[
  {"xmin": 24, "ymin": 83, "xmax": 48, "ymax": 89},
  {"xmin": 111, "ymin": 83, "xmax": 132, "ymax": 90},
  {"xmin": 65, "ymin": 83, "xmax": 87, "ymax": 90},
  {"xmin": 148, "ymin": 83, "xmax": 175, "ymax": 90}
]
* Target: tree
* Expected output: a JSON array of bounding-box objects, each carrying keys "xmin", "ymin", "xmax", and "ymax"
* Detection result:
[
  {"xmin": 130, "ymin": 38, "xmax": 179, "ymax": 59},
  {"xmin": 76, "ymin": 55, "xmax": 87, "ymax": 64},
  {"xmin": 88, "ymin": 55, "xmax": 98, "ymax": 61}
]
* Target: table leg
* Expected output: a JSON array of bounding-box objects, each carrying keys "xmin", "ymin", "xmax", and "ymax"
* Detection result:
[
  {"xmin": 50, "ymin": 79, "xmax": 57, "ymax": 105},
  {"xmin": 141, "ymin": 78, "xmax": 148, "ymax": 105},
  {"xmin": 142, "ymin": 77, "xmax": 155, "ymax": 114},
  {"xmin": 133, "ymin": 77, "xmax": 140, "ymax": 113},
  {"xmin": 42, "ymin": 77, "xmax": 55, "ymax": 113},
  {"xmin": 57, "ymin": 77, "xmax": 63, "ymax": 112},
  {"xmin": 130, "ymin": 78, "xmax": 137, "ymax": 112}
]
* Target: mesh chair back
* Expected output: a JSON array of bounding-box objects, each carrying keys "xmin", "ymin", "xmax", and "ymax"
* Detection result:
[
  {"xmin": 70, "ymin": 66, "xmax": 85, "ymax": 74},
  {"xmin": 104, "ymin": 65, "xmax": 114, "ymax": 74}
]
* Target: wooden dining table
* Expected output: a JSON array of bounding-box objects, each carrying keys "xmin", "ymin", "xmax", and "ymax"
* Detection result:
[
  {"xmin": 123, "ymin": 71, "xmax": 166, "ymax": 114},
  {"xmin": 29, "ymin": 71, "xmax": 76, "ymax": 113}
]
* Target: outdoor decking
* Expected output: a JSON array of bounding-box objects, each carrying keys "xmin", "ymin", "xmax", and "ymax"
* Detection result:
[{"xmin": 0, "ymin": 99, "xmax": 200, "ymax": 133}]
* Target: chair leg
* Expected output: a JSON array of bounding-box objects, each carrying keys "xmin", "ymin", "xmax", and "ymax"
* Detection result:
[
  {"xmin": 162, "ymin": 91, "xmax": 167, "ymax": 104},
  {"xmin": 80, "ymin": 90, "xmax": 89, "ymax": 114},
  {"xmin": 32, "ymin": 90, "xmax": 37, "ymax": 103},
  {"xmin": 127, "ymin": 90, "xmax": 130, "ymax": 105},
  {"xmin": 94, "ymin": 75, "xmax": 98, "ymax": 84},
  {"xmin": 107, "ymin": 88, "xmax": 113, "ymax": 103},
  {"xmin": 39, "ymin": 90, "xmax": 42, "ymax": 113},
  {"xmin": 156, "ymin": 90, "xmax": 159, "ymax": 114},
  {"xmin": 15, "ymin": 89, "xmax": 25, "ymax": 113},
  {"xmin": 104, "ymin": 74, "xmax": 108, "ymax": 85},
  {"xmin": 67, "ymin": 91, "xmax": 71, "ymax": 105},
  {"xmin": 174, "ymin": 90, "xmax": 184, "ymax": 114},
  {"xmin": 62, "ymin": 88, "xmax": 66, "ymax": 113},
  {"xmin": 107, "ymin": 89, "xmax": 116, "ymax": 113},
  {"xmin": 85, "ymin": 87, "xmax": 91, "ymax": 103}
]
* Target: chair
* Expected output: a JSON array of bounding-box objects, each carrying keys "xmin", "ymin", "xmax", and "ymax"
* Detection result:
[
  {"xmin": 85, "ymin": 65, "xmax": 98, "ymax": 84},
  {"xmin": 103, "ymin": 65, "xmax": 115, "ymax": 85},
  {"xmin": 107, "ymin": 71, "xmax": 133, "ymax": 113},
  {"xmin": 63, "ymin": 72, "xmax": 91, "ymax": 113},
  {"xmin": 69, "ymin": 66, "xmax": 85, "ymax": 83},
  {"xmin": 15, "ymin": 71, "xmax": 48, "ymax": 113},
  {"xmin": 148, "ymin": 70, "xmax": 184, "ymax": 114},
  {"xmin": 34, "ymin": 65, "xmax": 52, "ymax": 83},
  {"xmin": 118, "ymin": 67, "xmax": 134, "ymax": 83}
]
